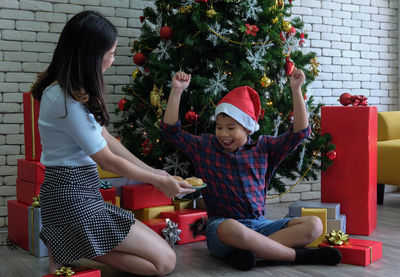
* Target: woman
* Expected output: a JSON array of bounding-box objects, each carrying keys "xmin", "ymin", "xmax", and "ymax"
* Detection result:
[{"xmin": 31, "ymin": 10, "xmax": 194, "ymax": 275}]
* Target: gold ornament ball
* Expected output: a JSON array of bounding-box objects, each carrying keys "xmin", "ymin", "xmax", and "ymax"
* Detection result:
[
  {"xmin": 132, "ymin": 69, "xmax": 140, "ymax": 80},
  {"xmin": 206, "ymin": 6, "xmax": 217, "ymax": 18},
  {"xmin": 272, "ymin": 17, "xmax": 278, "ymax": 24},
  {"xmin": 282, "ymin": 20, "xmax": 292, "ymax": 32},
  {"xmin": 180, "ymin": 5, "xmax": 192, "ymax": 14},
  {"xmin": 260, "ymin": 75, "xmax": 273, "ymax": 88}
]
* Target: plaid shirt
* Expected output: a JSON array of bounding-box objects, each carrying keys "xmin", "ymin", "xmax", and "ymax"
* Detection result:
[{"xmin": 161, "ymin": 121, "xmax": 310, "ymax": 219}]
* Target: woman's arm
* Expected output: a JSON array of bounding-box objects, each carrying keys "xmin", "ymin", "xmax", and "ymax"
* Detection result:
[
  {"xmin": 91, "ymin": 144, "xmax": 195, "ymax": 198},
  {"xmin": 102, "ymin": 127, "xmax": 158, "ymax": 173}
]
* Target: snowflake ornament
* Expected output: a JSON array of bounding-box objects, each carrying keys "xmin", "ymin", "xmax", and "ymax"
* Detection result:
[
  {"xmin": 207, "ymin": 22, "xmax": 230, "ymax": 46},
  {"xmin": 153, "ymin": 40, "xmax": 172, "ymax": 61},
  {"xmin": 246, "ymin": 47, "xmax": 266, "ymax": 71},
  {"xmin": 163, "ymin": 152, "xmax": 191, "ymax": 176},
  {"xmin": 205, "ymin": 71, "xmax": 228, "ymax": 96},
  {"xmin": 243, "ymin": 0, "xmax": 263, "ymax": 21}
]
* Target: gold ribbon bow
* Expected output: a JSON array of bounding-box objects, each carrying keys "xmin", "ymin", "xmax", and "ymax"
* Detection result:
[
  {"xmin": 324, "ymin": 230, "xmax": 349, "ymax": 246},
  {"xmin": 32, "ymin": 196, "xmax": 40, "ymax": 208},
  {"xmin": 54, "ymin": 266, "xmax": 75, "ymax": 276}
]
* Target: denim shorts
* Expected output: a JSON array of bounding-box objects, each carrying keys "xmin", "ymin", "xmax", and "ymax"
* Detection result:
[{"xmin": 205, "ymin": 216, "xmax": 293, "ymax": 258}]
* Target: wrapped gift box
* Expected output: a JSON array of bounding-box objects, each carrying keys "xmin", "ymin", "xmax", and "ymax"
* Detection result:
[
  {"xmin": 28, "ymin": 206, "xmax": 48, "ymax": 257},
  {"xmin": 97, "ymin": 165, "xmax": 119, "ymax": 178},
  {"xmin": 173, "ymin": 199, "xmax": 193, "ymax": 210},
  {"xmin": 100, "ymin": 177, "xmax": 129, "ymax": 196},
  {"xmin": 8, "ymin": 200, "xmax": 29, "ymax": 250},
  {"xmin": 42, "ymin": 267, "xmax": 101, "ymax": 277},
  {"xmin": 142, "ymin": 218, "xmax": 168, "ymax": 237},
  {"xmin": 319, "ymin": 238, "xmax": 382, "ymax": 266},
  {"xmin": 122, "ymin": 184, "xmax": 171, "ymax": 210},
  {"xmin": 23, "ymin": 92, "xmax": 42, "ymax": 161},
  {"xmin": 301, "ymin": 208, "xmax": 327, "ymax": 248},
  {"xmin": 16, "ymin": 178, "xmax": 41, "ymax": 205},
  {"xmin": 100, "ymin": 187, "xmax": 116, "ymax": 205},
  {"xmin": 327, "ymin": 214, "xmax": 347, "ymax": 234},
  {"xmin": 17, "ymin": 159, "xmax": 45, "ymax": 184},
  {"xmin": 321, "ymin": 106, "xmax": 377, "ymax": 235},
  {"xmin": 134, "ymin": 205, "xmax": 175, "ymax": 221},
  {"xmin": 115, "ymin": 196, "xmax": 120, "ymax": 208},
  {"xmin": 289, "ymin": 201, "xmax": 340, "ymax": 219},
  {"xmin": 160, "ymin": 209, "xmax": 208, "ymax": 244}
]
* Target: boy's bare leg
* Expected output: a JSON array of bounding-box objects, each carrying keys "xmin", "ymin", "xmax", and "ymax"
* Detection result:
[
  {"xmin": 267, "ymin": 216, "xmax": 323, "ymax": 248},
  {"xmin": 217, "ymin": 219, "xmax": 299, "ymax": 261},
  {"xmin": 217, "ymin": 216, "xmax": 341, "ymax": 265}
]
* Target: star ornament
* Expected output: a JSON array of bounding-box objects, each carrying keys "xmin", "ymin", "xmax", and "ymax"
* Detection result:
[{"xmin": 162, "ymin": 218, "xmax": 181, "ymax": 247}]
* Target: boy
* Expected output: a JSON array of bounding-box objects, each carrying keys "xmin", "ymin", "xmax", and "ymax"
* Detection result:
[{"xmin": 161, "ymin": 70, "xmax": 341, "ymax": 270}]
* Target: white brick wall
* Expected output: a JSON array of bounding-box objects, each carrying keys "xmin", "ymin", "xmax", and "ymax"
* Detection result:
[
  {"xmin": 294, "ymin": 0, "xmax": 398, "ymax": 110},
  {"xmin": 0, "ymin": 0, "xmax": 152, "ymax": 227},
  {"xmin": 0, "ymin": 0, "xmax": 398, "ymax": 226}
]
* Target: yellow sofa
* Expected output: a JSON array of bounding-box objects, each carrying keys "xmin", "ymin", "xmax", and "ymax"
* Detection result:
[{"xmin": 377, "ymin": 111, "xmax": 400, "ymax": 204}]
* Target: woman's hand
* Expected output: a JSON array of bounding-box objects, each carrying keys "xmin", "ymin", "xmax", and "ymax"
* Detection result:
[
  {"xmin": 172, "ymin": 71, "xmax": 191, "ymax": 92},
  {"xmin": 158, "ymin": 175, "xmax": 195, "ymax": 198}
]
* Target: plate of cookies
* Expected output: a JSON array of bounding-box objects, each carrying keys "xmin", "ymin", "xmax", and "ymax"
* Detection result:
[{"xmin": 174, "ymin": 176, "xmax": 207, "ymax": 190}]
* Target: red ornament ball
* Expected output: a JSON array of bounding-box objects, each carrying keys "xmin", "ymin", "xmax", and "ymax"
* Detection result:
[
  {"xmin": 185, "ymin": 110, "xmax": 199, "ymax": 123},
  {"xmin": 139, "ymin": 16, "xmax": 145, "ymax": 23},
  {"xmin": 285, "ymin": 57, "xmax": 294, "ymax": 76},
  {"xmin": 133, "ymin": 52, "xmax": 146, "ymax": 66},
  {"xmin": 339, "ymin": 93, "xmax": 352, "ymax": 106},
  {"xmin": 160, "ymin": 25, "xmax": 173, "ymax": 40},
  {"xmin": 326, "ymin": 151, "xmax": 337, "ymax": 161},
  {"xmin": 118, "ymin": 98, "xmax": 127, "ymax": 111}
]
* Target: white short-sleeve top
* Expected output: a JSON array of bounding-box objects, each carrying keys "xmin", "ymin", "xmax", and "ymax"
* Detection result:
[{"xmin": 38, "ymin": 84, "xmax": 107, "ymax": 166}]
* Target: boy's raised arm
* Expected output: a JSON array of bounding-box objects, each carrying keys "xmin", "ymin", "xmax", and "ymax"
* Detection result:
[
  {"xmin": 290, "ymin": 69, "xmax": 308, "ymax": 133},
  {"xmin": 163, "ymin": 72, "xmax": 191, "ymax": 125}
]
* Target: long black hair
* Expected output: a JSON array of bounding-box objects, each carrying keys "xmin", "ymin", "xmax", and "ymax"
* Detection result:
[{"xmin": 31, "ymin": 10, "xmax": 117, "ymax": 126}]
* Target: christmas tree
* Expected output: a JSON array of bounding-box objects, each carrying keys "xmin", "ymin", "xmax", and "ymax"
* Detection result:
[{"xmin": 115, "ymin": 0, "xmax": 335, "ymax": 193}]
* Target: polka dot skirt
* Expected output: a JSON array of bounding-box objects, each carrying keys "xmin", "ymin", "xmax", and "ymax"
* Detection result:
[{"xmin": 39, "ymin": 164, "xmax": 135, "ymax": 264}]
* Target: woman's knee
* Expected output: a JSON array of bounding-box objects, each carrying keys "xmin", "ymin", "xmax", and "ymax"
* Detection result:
[{"xmin": 154, "ymin": 245, "xmax": 176, "ymax": 275}]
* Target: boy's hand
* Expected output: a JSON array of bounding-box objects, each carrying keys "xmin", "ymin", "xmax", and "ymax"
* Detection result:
[
  {"xmin": 172, "ymin": 71, "xmax": 191, "ymax": 92},
  {"xmin": 290, "ymin": 68, "xmax": 305, "ymax": 91}
]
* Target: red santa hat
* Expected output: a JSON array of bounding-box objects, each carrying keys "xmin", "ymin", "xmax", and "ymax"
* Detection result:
[{"xmin": 215, "ymin": 86, "xmax": 260, "ymax": 134}]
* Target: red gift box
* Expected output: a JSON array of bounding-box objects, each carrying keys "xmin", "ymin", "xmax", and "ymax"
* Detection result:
[
  {"xmin": 142, "ymin": 218, "xmax": 167, "ymax": 237},
  {"xmin": 17, "ymin": 159, "xmax": 45, "ymax": 184},
  {"xmin": 42, "ymin": 267, "xmax": 101, "ymax": 277},
  {"xmin": 321, "ymin": 106, "xmax": 377, "ymax": 235},
  {"xmin": 319, "ymin": 238, "xmax": 382, "ymax": 266},
  {"xmin": 23, "ymin": 92, "xmax": 42, "ymax": 161},
  {"xmin": 8, "ymin": 200, "xmax": 29, "ymax": 250},
  {"xmin": 16, "ymin": 178, "xmax": 41, "ymax": 205},
  {"xmin": 100, "ymin": 187, "xmax": 116, "ymax": 205},
  {"xmin": 122, "ymin": 184, "xmax": 171, "ymax": 210},
  {"xmin": 160, "ymin": 209, "xmax": 208, "ymax": 244}
]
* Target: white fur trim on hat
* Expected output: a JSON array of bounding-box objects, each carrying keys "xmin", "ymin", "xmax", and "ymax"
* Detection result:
[{"xmin": 215, "ymin": 102, "xmax": 260, "ymax": 134}]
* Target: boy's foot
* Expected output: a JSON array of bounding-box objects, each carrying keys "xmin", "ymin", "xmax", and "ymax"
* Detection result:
[
  {"xmin": 225, "ymin": 249, "xmax": 256, "ymax": 271},
  {"xmin": 294, "ymin": 247, "xmax": 342, "ymax": 265}
]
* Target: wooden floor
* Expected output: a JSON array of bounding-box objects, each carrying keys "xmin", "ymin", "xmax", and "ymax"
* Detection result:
[{"xmin": 1, "ymin": 191, "xmax": 400, "ymax": 277}]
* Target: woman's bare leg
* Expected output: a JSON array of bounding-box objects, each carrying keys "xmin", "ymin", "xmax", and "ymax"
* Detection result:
[{"xmin": 93, "ymin": 221, "xmax": 176, "ymax": 276}]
